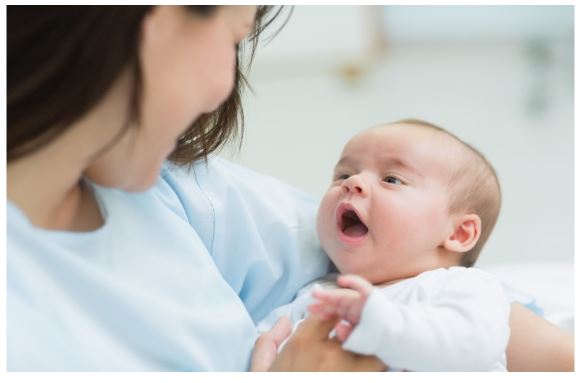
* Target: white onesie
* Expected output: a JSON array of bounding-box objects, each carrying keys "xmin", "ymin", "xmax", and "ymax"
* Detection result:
[{"xmin": 258, "ymin": 267, "xmax": 511, "ymax": 371}]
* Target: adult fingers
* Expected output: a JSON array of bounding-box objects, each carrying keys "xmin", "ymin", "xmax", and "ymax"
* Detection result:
[
  {"xmin": 353, "ymin": 355, "xmax": 386, "ymax": 372},
  {"xmin": 323, "ymin": 337, "xmax": 385, "ymax": 371},
  {"xmin": 251, "ymin": 336, "xmax": 277, "ymax": 372},
  {"xmin": 268, "ymin": 316, "xmax": 292, "ymax": 347},
  {"xmin": 251, "ymin": 316, "xmax": 292, "ymax": 371},
  {"xmin": 297, "ymin": 313, "xmax": 340, "ymax": 341}
]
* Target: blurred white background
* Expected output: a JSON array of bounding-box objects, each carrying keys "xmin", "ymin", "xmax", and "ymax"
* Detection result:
[{"xmin": 223, "ymin": 5, "xmax": 574, "ymax": 266}]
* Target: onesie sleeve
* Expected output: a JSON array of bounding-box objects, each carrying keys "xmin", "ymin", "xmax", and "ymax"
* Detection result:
[{"xmin": 342, "ymin": 268, "xmax": 511, "ymax": 371}]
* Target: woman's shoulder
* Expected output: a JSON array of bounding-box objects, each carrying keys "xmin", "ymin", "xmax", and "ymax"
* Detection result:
[
  {"xmin": 162, "ymin": 157, "xmax": 316, "ymax": 200},
  {"xmin": 160, "ymin": 157, "xmax": 320, "ymax": 226}
]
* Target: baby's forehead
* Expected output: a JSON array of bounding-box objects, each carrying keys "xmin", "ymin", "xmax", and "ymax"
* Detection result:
[
  {"xmin": 346, "ymin": 123, "xmax": 455, "ymax": 151},
  {"xmin": 342, "ymin": 123, "xmax": 466, "ymax": 172},
  {"xmin": 369, "ymin": 122, "xmax": 444, "ymax": 137}
]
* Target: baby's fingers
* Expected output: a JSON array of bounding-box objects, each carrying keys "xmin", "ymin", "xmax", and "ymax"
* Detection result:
[
  {"xmin": 308, "ymin": 303, "xmax": 339, "ymax": 320},
  {"xmin": 335, "ymin": 320, "xmax": 353, "ymax": 342},
  {"xmin": 337, "ymin": 275, "xmax": 374, "ymax": 297},
  {"xmin": 311, "ymin": 288, "xmax": 335, "ymax": 301},
  {"xmin": 313, "ymin": 287, "xmax": 360, "ymax": 304}
]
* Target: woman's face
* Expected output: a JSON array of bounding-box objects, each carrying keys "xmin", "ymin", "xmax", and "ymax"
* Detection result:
[{"xmin": 84, "ymin": 6, "xmax": 257, "ymax": 191}]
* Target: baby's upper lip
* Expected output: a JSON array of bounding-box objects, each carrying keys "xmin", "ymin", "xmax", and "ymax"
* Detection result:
[{"xmin": 336, "ymin": 201, "xmax": 368, "ymax": 230}]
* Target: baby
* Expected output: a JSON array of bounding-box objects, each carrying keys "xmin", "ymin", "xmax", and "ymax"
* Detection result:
[{"xmin": 257, "ymin": 119, "xmax": 510, "ymax": 371}]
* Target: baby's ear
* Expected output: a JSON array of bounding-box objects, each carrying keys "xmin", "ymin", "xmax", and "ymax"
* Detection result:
[{"xmin": 443, "ymin": 214, "xmax": 481, "ymax": 253}]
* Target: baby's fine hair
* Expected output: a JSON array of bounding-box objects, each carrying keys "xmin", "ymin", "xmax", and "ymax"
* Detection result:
[{"xmin": 393, "ymin": 119, "xmax": 501, "ymax": 267}]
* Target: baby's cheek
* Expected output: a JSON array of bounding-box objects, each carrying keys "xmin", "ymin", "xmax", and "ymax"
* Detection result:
[{"xmin": 316, "ymin": 196, "xmax": 336, "ymax": 239}]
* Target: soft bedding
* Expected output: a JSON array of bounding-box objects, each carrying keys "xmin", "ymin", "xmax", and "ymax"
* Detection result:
[{"xmin": 480, "ymin": 261, "xmax": 574, "ymax": 332}]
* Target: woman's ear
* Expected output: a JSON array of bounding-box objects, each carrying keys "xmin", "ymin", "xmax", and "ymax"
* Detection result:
[{"xmin": 443, "ymin": 214, "xmax": 481, "ymax": 253}]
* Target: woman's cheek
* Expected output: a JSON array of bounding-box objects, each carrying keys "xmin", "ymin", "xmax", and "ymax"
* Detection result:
[
  {"xmin": 208, "ymin": 72, "xmax": 235, "ymax": 112},
  {"xmin": 202, "ymin": 45, "xmax": 237, "ymax": 113}
]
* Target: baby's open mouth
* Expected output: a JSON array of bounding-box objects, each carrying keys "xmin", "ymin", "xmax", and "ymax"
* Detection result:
[{"xmin": 341, "ymin": 209, "xmax": 369, "ymax": 237}]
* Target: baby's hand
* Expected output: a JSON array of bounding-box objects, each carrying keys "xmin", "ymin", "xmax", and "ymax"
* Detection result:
[{"xmin": 308, "ymin": 274, "xmax": 374, "ymax": 342}]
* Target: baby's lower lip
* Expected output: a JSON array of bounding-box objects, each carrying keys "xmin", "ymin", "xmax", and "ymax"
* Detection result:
[{"xmin": 337, "ymin": 228, "xmax": 368, "ymax": 246}]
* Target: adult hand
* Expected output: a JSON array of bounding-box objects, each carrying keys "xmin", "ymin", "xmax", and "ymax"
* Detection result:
[
  {"xmin": 268, "ymin": 314, "xmax": 385, "ymax": 371},
  {"xmin": 506, "ymin": 303, "xmax": 574, "ymax": 371},
  {"xmin": 251, "ymin": 316, "xmax": 292, "ymax": 372}
]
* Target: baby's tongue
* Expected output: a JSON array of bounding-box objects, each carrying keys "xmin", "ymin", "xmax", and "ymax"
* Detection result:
[{"xmin": 344, "ymin": 223, "xmax": 368, "ymax": 237}]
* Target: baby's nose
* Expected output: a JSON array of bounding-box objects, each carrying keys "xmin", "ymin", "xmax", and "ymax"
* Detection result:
[{"xmin": 341, "ymin": 175, "xmax": 367, "ymax": 196}]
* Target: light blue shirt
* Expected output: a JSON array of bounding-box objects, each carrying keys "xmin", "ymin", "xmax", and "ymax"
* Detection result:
[{"xmin": 7, "ymin": 157, "xmax": 330, "ymax": 371}]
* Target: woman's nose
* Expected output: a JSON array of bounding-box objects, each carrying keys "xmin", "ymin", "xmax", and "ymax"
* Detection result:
[{"xmin": 341, "ymin": 175, "xmax": 368, "ymax": 197}]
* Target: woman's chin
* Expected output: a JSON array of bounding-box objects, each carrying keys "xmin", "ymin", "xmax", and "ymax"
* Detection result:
[
  {"xmin": 107, "ymin": 164, "xmax": 162, "ymax": 192},
  {"xmin": 126, "ymin": 170, "xmax": 162, "ymax": 192}
]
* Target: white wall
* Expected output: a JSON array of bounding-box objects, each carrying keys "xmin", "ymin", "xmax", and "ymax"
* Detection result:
[{"xmin": 222, "ymin": 5, "xmax": 574, "ymax": 266}]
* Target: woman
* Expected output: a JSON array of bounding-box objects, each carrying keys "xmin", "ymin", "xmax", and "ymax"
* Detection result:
[{"xmin": 7, "ymin": 5, "xmax": 573, "ymax": 371}]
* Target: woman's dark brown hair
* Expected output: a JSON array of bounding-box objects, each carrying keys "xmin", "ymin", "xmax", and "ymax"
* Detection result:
[{"xmin": 7, "ymin": 5, "xmax": 284, "ymax": 164}]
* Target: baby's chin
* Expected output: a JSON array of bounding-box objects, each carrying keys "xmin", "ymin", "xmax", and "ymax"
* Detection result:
[
  {"xmin": 327, "ymin": 257, "xmax": 367, "ymax": 278},
  {"xmin": 327, "ymin": 257, "xmax": 392, "ymax": 285}
]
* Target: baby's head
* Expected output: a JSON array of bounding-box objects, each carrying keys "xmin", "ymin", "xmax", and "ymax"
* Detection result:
[{"xmin": 317, "ymin": 119, "xmax": 501, "ymax": 284}]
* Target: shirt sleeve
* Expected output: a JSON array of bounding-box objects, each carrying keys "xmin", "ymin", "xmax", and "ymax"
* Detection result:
[
  {"xmin": 162, "ymin": 157, "xmax": 330, "ymax": 323},
  {"xmin": 342, "ymin": 268, "xmax": 511, "ymax": 371}
]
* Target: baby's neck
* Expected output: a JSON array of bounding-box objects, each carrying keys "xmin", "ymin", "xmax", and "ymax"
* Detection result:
[{"xmin": 376, "ymin": 276, "xmax": 411, "ymax": 288}]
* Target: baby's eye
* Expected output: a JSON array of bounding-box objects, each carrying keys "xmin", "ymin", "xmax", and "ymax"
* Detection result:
[
  {"xmin": 383, "ymin": 175, "xmax": 402, "ymax": 185},
  {"xmin": 335, "ymin": 174, "xmax": 350, "ymax": 181}
]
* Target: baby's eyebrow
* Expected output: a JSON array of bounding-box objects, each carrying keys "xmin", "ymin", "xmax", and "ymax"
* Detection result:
[
  {"xmin": 335, "ymin": 156, "xmax": 354, "ymax": 169},
  {"xmin": 334, "ymin": 156, "xmax": 422, "ymax": 176},
  {"xmin": 382, "ymin": 158, "xmax": 422, "ymax": 176},
  {"xmin": 335, "ymin": 155, "xmax": 422, "ymax": 176}
]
